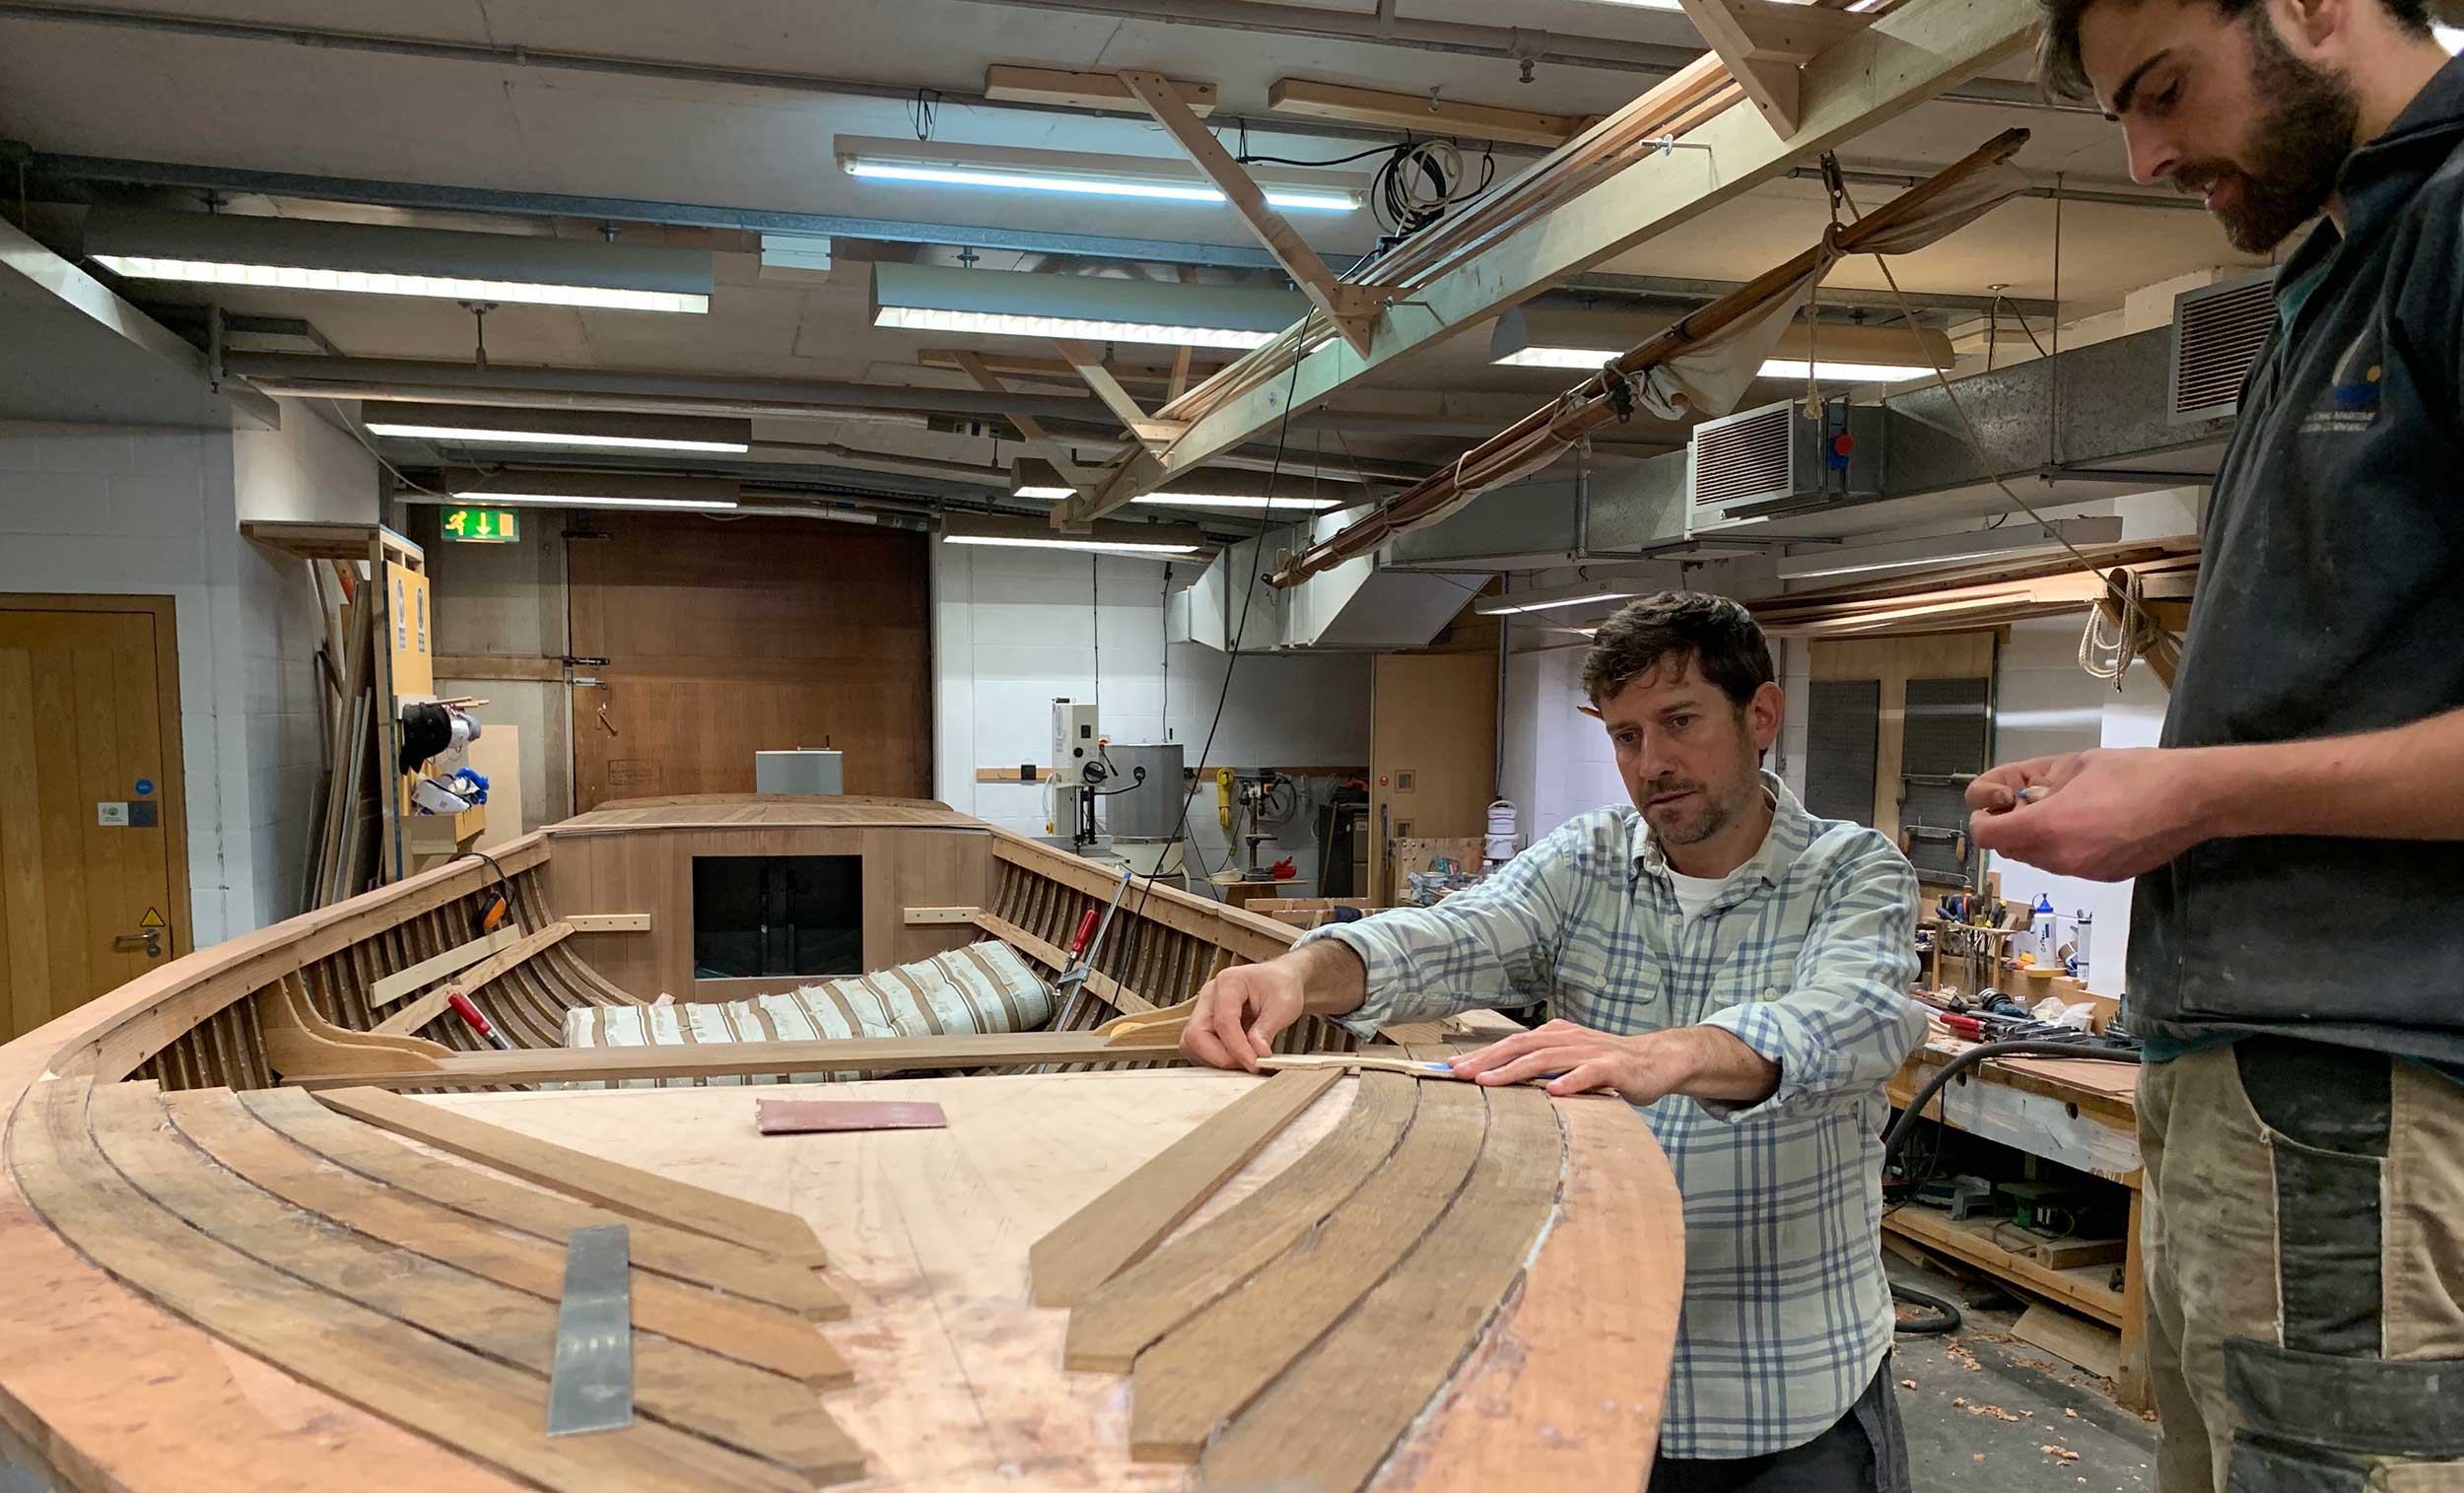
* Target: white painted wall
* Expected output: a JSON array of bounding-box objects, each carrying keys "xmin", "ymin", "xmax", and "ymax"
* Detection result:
[
  {"xmin": 1497, "ymin": 635, "xmax": 1629, "ymax": 845},
  {"xmin": 0, "ymin": 404, "xmax": 376, "ymax": 950},
  {"xmin": 932, "ymin": 542, "xmax": 1372, "ymax": 895}
]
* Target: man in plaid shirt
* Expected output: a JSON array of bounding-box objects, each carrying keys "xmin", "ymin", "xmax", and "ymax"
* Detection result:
[{"xmin": 1183, "ymin": 591, "xmax": 1923, "ymax": 1492}]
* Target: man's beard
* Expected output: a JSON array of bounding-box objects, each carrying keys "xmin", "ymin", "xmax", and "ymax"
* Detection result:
[
  {"xmin": 2177, "ymin": 19, "xmax": 2359, "ymax": 252},
  {"xmin": 1641, "ymin": 775, "xmax": 1749, "ymax": 848}
]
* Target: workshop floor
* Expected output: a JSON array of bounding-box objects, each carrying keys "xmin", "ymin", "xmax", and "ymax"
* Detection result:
[{"xmin": 1888, "ymin": 1262, "xmax": 2159, "ymax": 1491}]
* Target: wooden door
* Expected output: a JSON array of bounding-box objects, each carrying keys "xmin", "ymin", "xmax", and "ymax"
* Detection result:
[
  {"xmin": 1369, "ymin": 652, "xmax": 1499, "ymax": 899},
  {"xmin": 567, "ymin": 514, "xmax": 932, "ymax": 810},
  {"xmin": 0, "ymin": 597, "xmax": 189, "ymax": 1043}
]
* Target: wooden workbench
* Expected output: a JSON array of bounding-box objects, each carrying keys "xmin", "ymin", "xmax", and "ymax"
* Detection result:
[{"xmin": 1884, "ymin": 1038, "xmax": 2149, "ymax": 1408}]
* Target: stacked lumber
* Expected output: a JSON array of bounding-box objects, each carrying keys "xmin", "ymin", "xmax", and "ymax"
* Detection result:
[
  {"xmin": 307, "ymin": 558, "xmax": 383, "ymax": 907},
  {"xmin": 1749, "ymin": 542, "xmax": 2200, "ymax": 639}
]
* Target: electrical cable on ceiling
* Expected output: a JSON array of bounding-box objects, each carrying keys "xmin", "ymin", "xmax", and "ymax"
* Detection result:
[
  {"xmin": 1107, "ymin": 352, "xmax": 1313, "ymax": 987},
  {"xmin": 911, "ymin": 87, "xmax": 940, "ymax": 141},
  {"xmin": 1235, "ymin": 130, "xmax": 1496, "ymax": 241},
  {"xmin": 1828, "ymin": 161, "xmax": 2162, "ymax": 661}
]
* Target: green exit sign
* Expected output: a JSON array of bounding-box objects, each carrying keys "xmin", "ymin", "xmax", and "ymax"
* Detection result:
[{"xmin": 442, "ymin": 508, "xmax": 520, "ymax": 543}]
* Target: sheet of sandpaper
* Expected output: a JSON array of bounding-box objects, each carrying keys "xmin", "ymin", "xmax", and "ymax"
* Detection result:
[{"xmin": 756, "ymin": 1099, "xmax": 950, "ymax": 1135}]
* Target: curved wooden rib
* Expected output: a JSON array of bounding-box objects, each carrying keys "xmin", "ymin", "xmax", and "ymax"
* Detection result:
[
  {"xmin": 1390, "ymin": 1096, "xmax": 1684, "ymax": 1492},
  {"xmin": 163, "ymin": 1089, "xmax": 849, "ymax": 1389},
  {"xmin": 89, "ymin": 1084, "xmax": 859, "ymax": 1482},
  {"xmin": 10, "ymin": 1079, "xmax": 806, "ymax": 1493},
  {"xmin": 1128, "ymin": 1081, "xmax": 1488, "ymax": 1461},
  {"xmin": 315, "ymin": 1087, "xmax": 831, "ymax": 1266},
  {"xmin": 235, "ymin": 1088, "xmax": 841, "ymax": 1320},
  {"xmin": 1065, "ymin": 1070, "xmax": 1415, "ymax": 1372},
  {"xmin": 1201, "ymin": 1084, "xmax": 1563, "ymax": 1493},
  {"xmin": 1027, "ymin": 1065, "xmax": 1342, "ymax": 1309}
]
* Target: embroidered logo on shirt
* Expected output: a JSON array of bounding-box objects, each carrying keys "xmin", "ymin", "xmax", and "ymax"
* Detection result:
[{"xmin": 2300, "ymin": 330, "xmax": 2382, "ymax": 434}]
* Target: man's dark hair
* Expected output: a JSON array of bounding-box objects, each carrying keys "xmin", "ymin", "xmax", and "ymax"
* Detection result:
[
  {"xmin": 1581, "ymin": 591, "xmax": 1776, "ymax": 712},
  {"xmin": 2038, "ymin": 0, "xmax": 2432, "ymax": 102}
]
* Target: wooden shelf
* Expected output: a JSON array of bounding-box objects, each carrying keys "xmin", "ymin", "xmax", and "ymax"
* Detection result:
[
  {"xmin": 1882, "ymin": 1206, "xmax": 2125, "ymax": 1328},
  {"xmin": 240, "ymin": 521, "xmax": 422, "ymax": 567}
]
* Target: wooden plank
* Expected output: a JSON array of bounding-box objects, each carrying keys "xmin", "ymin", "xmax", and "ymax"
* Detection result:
[
  {"xmin": 1065, "ymin": 1071, "xmax": 1412, "ymax": 1371},
  {"xmin": 99, "ymin": 1086, "xmax": 860, "ymax": 1481},
  {"xmin": 2013, "ymin": 1302, "xmax": 2122, "ymax": 1381},
  {"xmin": 162, "ymin": 1089, "xmax": 851, "ymax": 1391},
  {"xmin": 903, "ymin": 906, "xmax": 980, "ymax": 925},
  {"xmin": 10, "ymin": 1079, "xmax": 806, "ymax": 1493},
  {"xmin": 2032, "ymin": 1236, "xmax": 2128, "ymax": 1269},
  {"xmin": 1028, "ymin": 1065, "xmax": 1342, "ymax": 1309},
  {"xmin": 1881, "ymin": 1207, "xmax": 2124, "ymax": 1327},
  {"xmin": 1116, "ymin": 69, "xmax": 1380, "ymax": 357},
  {"xmin": 1054, "ymin": 337, "xmax": 1179, "ymax": 444},
  {"xmin": 568, "ymin": 913, "xmax": 650, "ymax": 932},
  {"xmin": 1405, "ymin": 1096, "xmax": 1681, "ymax": 1490},
  {"xmin": 374, "ymin": 921, "xmax": 577, "ymax": 1035},
  {"xmin": 312, "ymin": 1087, "xmax": 831, "ymax": 1266},
  {"xmin": 1129, "ymin": 1081, "xmax": 1487, "ymax": 1460},
  {"xmin": 1200, "ymin": 1086, "xmax": 1562, "ymax": 1493},
  {"xmin": 985, "ymin": 62, "xmax": 1218, "ymax": 114},
  {"xmin": 1266, "ymin": 77, "xmax": 1596, "ymax": 148},
  {"xmin": 291, "ymin": 1026, "xmax": 1198, "ymax": 1090},
  {"xmin": 369, "ymin": 924, "xmax": 524, "ymax": 1006},
  {"xmin": 2115, "ymin": 1187, "xmax": 2151, "ymax": 1410},
  {"xmin": 972, "ymin": 910, "xmax": 1154, "ymax": 1015},
  {"xmin": 991, "ymin": 832, "xmax": 1295, "ymax": 962},
  {"xmin": 948, "ymin": 351, "xmax": 1098, "ymax": 491},
  {"xmin": 239, "ymin": 1088, "xmax": 842, "ymax": 1320},
  {"xmin": 1723, "ymin": 0, "xmax": 1874, "ymax": 60}
]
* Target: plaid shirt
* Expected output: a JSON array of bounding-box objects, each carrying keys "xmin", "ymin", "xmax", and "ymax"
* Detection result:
[{"xmin": 1303, "ymin": 774, "xmax": 1922, "ymax": 1459}]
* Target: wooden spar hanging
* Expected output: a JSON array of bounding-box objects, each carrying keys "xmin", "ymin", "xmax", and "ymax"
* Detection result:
[
  {"xmin": 1266, "ymin": 127, "xmax": 2031, "ymax": 588},
  {"xmin": 1061, "ymin": 0, "xmax": 2044, "ymax": 522}
]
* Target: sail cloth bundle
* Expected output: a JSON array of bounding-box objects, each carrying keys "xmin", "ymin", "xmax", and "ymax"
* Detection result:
[
  {"xmin": 555, "ymin": 940, "xmax": 1053, "ymax": 1089},
  {"xmin": 1268, "ymin": 129, "xmax": 2035, "ymax": 588}
]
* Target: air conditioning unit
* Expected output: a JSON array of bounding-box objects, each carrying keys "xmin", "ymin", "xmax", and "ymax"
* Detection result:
[
  {"xmin": 2168, "ymin": 270, "xmax": 2277, "ymax": 424},
  {"xmin": 1685, "ymin": 399, "xmax": 1886, "ymax": 527}
]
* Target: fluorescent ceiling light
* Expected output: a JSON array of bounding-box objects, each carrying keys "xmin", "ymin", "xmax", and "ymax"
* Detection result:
[
  {"xmin": 946, "ymin": 534, "xmax": 1200, "ymax": 556},
  {"xmin": 362, "ymin": 401, "xmax": 751, "ymax": 454},
  {"xmin": 1009, "ymin": 458, "xmax": 1344, "ymax": 512},
  {"xmin": 1775, "ymin": 516, "xmax": 2124, "ymax": 581},
  {"xmin": 1479, "ymin": 589, "xmax": 1641, "ymax": 615},
  {"xmin": 1491, "ymin": 306, "xmax": 1955, "ymax": 384},
  {"xmin": 85, "ymin": 207, "xmax": 713, "ymax": 313},
  {"xmin": 839, "ymin": 136, "xmax": 1366, "ymax": 213},
  {"xmin": 450, "ymin": 491, "xmax": 740, "ymax": 510},
  {"xmin": 440, "ymin": 469, "xmax": 742, "ymax": 512},
  {"xmin": 875, "ymin": 261, "xmax": 1307, "ymax": 351},
  {"xmin": 374, "ymin": 424, "xmax": 748, "ymax": 452},
  {"xmin": 2439, "ymin": 24, "xmax": 2463, "ymax": 53}
]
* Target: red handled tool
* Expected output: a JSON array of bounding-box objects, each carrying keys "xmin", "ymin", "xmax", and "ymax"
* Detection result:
[{"xmin": 446, "ymin": 990, "xmax": 516, "ymax": 1051}]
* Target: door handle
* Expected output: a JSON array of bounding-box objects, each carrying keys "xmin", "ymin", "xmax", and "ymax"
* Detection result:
[{"xmin": 113, "ymin": 930, "xmax": 165, "ymax": 958}]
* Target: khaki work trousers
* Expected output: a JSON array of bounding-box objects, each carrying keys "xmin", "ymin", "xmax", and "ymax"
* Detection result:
[{"xmin": 2139, "ymin": 1039, "xmax": 2464, "ymax": 1492}]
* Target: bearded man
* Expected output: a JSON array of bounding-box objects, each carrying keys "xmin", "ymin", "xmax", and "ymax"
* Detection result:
[{"xmin": 1966, "ymin": 2, "xmax": 2464, "ymax": 1488}]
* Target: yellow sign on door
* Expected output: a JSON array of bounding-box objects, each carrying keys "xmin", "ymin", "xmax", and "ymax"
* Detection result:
[{"xmin": 139, "ymin": 907, "xmax": 166, "ymax": 929}]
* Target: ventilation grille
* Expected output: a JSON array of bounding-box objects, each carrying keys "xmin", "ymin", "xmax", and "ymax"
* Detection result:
[
  {"xmin": 1690, "ymin": 404, "xmax": 1795, "ymax": 507},
  {"xmin": 2171, "ymin": 274, "xmax": 2278, "ymax": 420}
]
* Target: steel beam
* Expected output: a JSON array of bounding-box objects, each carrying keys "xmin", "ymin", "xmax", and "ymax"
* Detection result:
[{"xmin": 1059, "ymin": 0, "xmax": 2045, "ymax": 523}]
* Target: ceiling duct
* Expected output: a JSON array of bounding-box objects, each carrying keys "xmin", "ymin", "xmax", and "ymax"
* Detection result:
[
  {"xmin": 2168, "ymin": 270, "xmax": 2278, "ymax": 424},
  {"xmin": 1171, "ymin": 509, "xmax": 1470, "ymax": 652}
]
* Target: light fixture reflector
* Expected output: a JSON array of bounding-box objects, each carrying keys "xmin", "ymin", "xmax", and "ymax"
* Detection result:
[
  {"xmin": 840, "ymin": 136, "xmax": 1366, "ymax": 213},
  {"xmin": 945, "ymin": 533, "xmax": 1200, "ymax": 555},
  {"xmin": 876, "ymin": 261, "xmax": 1307, "ymax": 351}
]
